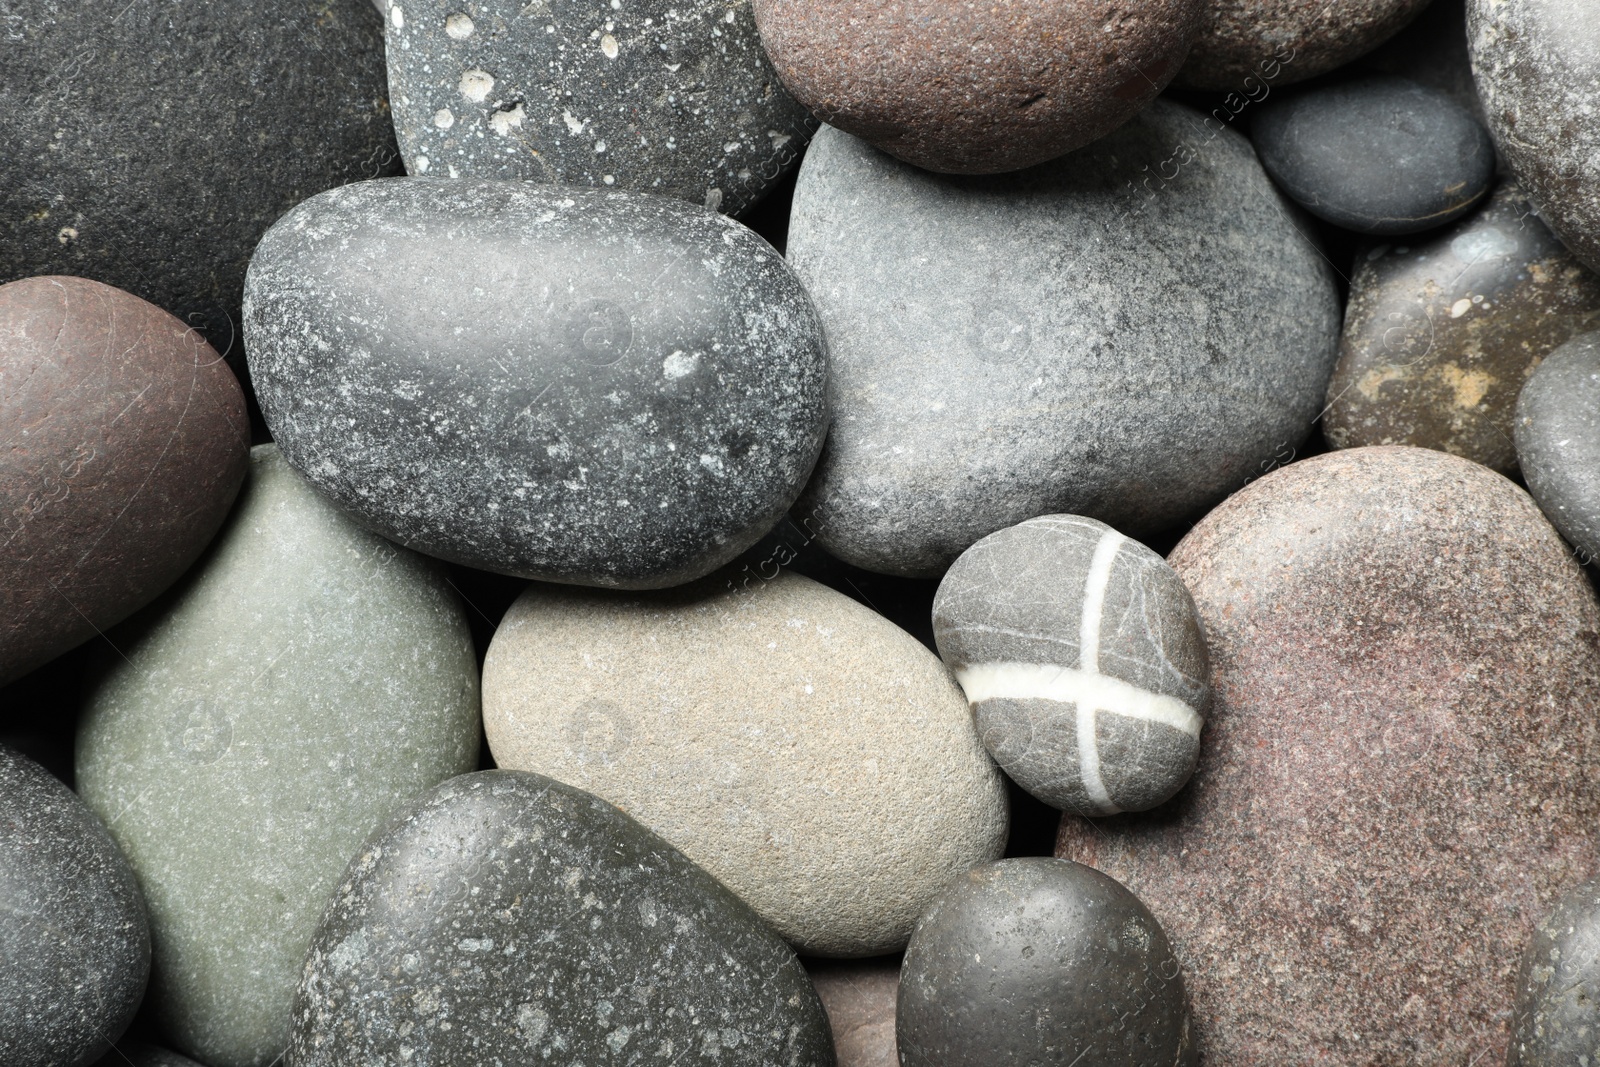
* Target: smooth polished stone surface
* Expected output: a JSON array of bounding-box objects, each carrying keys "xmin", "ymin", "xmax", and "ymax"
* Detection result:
[
  {"xmin": 1509, "ymin": 877, "xmax": 1600, "ymax": 1067},
  {"xmin": 1516, "ymin": 332, "xmax": 1600, "ymax": 565}
]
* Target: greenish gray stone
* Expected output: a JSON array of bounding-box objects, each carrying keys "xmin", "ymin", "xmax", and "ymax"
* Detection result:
[{"xmin": 75, "ymin": 444, "xmax": 480, "ymax": 1067}]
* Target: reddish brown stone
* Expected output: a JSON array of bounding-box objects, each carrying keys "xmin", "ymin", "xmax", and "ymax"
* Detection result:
[
  {"xmin": 806, "ymin": 958, "xmax": 899, "ymax": 1067},
  {"xmin": 1056, "ymin": 446, "xmax": 1600, "ymax": 1065},
  {"xmin": 1176, "ymin": 0, "xmax": 1431, "ymax": 90},
  {"xmin": 0, "ymin": 276, "xmax": 248, "ymax": 684}
]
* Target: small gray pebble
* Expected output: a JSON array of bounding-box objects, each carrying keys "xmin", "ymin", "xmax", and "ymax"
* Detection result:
[
  {"xmin": 1509, "ymin": 876, "xmax": 1600, "ymax": 1066},
  {"xmin": 1515, "ymin": 332, "xmax": 1600, "ymax": 564}
]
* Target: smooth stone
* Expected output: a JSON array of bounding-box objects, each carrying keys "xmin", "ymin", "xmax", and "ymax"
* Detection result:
[
  {"xmin": 1057, "ymin": 446, "xmax": 1600, "ymax": 1064},
  {"xmin": 245, "ymin": 177, "xmax": 828, "ymax": 588},
  {"xmin": 898, "ymin": 858, "xmax": 1194, "ymax": 1067},
  {"xmin": 806, "ymin": 959, "xmax": 899, "ymax": 1067},
  {"xmin": 1359, "ymin": 0, "xmax": 1490, "ymax": 132},
  {"xmin": 787, "ymin": 104, "xmax": 1340, "ymax": 577},
  {"xmin": 289, "ymin": 770, "xmax": 835, "ymax": 1067},
  {"xmin": 1516, "ymin": 332, "xmax": 1600, "ymax": 565},
  {"xmin": 933, "ymin": 515, "xmax": 1209, "ymax": 816},
  {"xmin": 1177, "ymin": 0, "xmax": 1430, "ymax": 89},
  {"xmin": 0, "ymin": 746, "xmax": 149, "ymax": 1067},
  {"xmin": 90, "ymin": 1043, "xmax": 203, "ymax": 1067},
  {"xmin": 385, "ymin": 0, "xmax": 813, "ymax": 216},
  {"xmin": 1251, "ymin": 76, "xmax": 1494, "ymax": 235},
  {"xmin": 0, "ymin": 276, "xmax": 249, "ymax": 685},
  {"xmin": 75, "ymin": 444, "xmax": 480, "ymax": 1067},
  {"xmin": 1509, "ymin": 877, "xmax": 1600, "ymax": 1067},
  {"xmin": 1325, "ymin": 183, "xmax": 1600, "ymax": 472},
  {"xmin": 1470, "ymin": 0, "xmax": 1600, "ymax": 274},
  {"xmin": 753, "ymin": 0, "xmax": 1200, "ymax": 174},
  {"xmin": 482, "ymin": 570, "xmax": 1009, "ymax": 956},
  {"xmin": 0, "ymin": 0, "xmax": 398, "ymax": 351}
]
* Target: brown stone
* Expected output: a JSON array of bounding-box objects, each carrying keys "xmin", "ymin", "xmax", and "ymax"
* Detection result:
[
  {"xmin": 806, "ymin": 958, "xmax": 899, "ymax": 1067},
  {"xmin": 0, "ymin": 276, "xmax": 248, "ymax": 685},
  {"xmin": 753, "ymin": 0, "xmax": 1202, "ymax": 174},
  {"xmin": 1056, "ymin": 446, "xmax": 1600, "ymax": 1065},
  {"xmin": 1176, "ymin": 0, "xmax": 1430, "ymax": 90}
]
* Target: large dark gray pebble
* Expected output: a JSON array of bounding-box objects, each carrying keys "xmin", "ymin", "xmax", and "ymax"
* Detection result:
[
  {"xmin": 90, "ymin": 1043, "xmax": 203, "ymax": 1067},
  {"xmin": 244, "ymin": 177, "xmax": 827, "ymax": 587},
  {"xmin": 1515, "ymin": 332, "xmax": 1600, "ymax": 565},
  {"xmin": 1510, "ymin": 877, "xmax": 1600, "ymax": 1066}
]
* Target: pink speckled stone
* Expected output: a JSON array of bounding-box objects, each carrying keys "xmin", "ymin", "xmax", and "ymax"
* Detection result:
[{"xmin": 1056, "ymin": 445, "xmax": 1600, "ymax": 1065}]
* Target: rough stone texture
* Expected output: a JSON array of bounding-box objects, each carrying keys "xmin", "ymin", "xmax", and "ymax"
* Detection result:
[
  {"xmin": 787, "ymin": 105, "xmax": 1340, "ymax": 578},
  {"xmin": 1057, "ymin": 445, "xmax": 1600, "ymax": 1065},
  {"xmin": 289, "ymin": 770, "xmax": 836, "ymax": 1067},
  {"xmin": 385, "ymin": 0, "xmax": 814, "ymax": 217},
  {"xmin": 806, "ymin": 959, "xmax": 898, "ymax": 1067},
  {"xmin": 1177, "ymin": 0, "xmax": 1431, "ymax": 89},
  {"xmin": 0, "ymin": 745, "xmax": 149, "ymax": 1067},
  {"xmin": 246, "ymin": 177, "xmax": 827, "ymax": 588},
  {"xmin": 0, "ymin": 0, "xmax": 400, "ymax": 355},
  {"xmin": 898, "ymin": 858, "xmax": 1194, "ymax": 1067},
  {"xmin": 1251, "ymin": 76, "xmax": 1494, "ymax": 235},
  {"xmin": 1470, "ymin": 0, "xmax": 1600, "ymax": 275},
  {"xmin": 1509, "ymin": 876, "xmax": 1600, "ymax": 1067},
  {"xmin": 76, "ymin": 445, "xmax": 481, "ymax": 1067},
  {"xmin": 1325, "ymin": 183, "xmax": 1600, "ymax": 472},
  {"xmin": 90, "ymin": 1043, "xmax": 203, "ymax": 1067},
  {"xmin": 933, "ymin": 515, "xmax": 1209, "ymax": 816},
  {"xmin": 754, "ymin": 0, "xmax": 1201, "ymax": 174},
  {"xmin": 482, "ymin": 570, "xmax": 1009, "ymax": 957},
  {"xmin": 1516, "ymin": 332, "xmax": 1600, "ymax": 566},
  {"xmin": 0, "ymin": 276, "xmax": 249, "ymax": 685}
]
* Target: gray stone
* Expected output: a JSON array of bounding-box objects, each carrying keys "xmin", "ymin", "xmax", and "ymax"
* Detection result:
[
  {"xmin": 806, "ymin": 959, "xmax": 898, "ymax": 1067},
  {"xmin": 481, "ymin": 570, "xmax": 1008, "ymax": 957},
  {"xmin": 787, "ymin": 104, "xmax": 1340, "ymax": 577},
  {"xmin": 1516, "ymin": 332, "xmax": 1600, "ymax": 565},
  {"xmin": 898, "ymin": 858, "xmax": 1194, "ymax": 1067},
  {"xmin": 932, "ymin": 515, "xmax": 1209, "ymax": 816},
  {"xmin": 1510, "ymin": 877, "xmax": 1600, "ymax": 1067},
  {"xmin": 1177, "ymin": 0, "xmax": 1429, "ymax": 89},
  {"xmin": 244, "ymin": 177, "xmax": 828, "ymax": 588},
  {"xmin": 0, "ymin": 746, "xmax": 149, "ymax": 1067},
  {"xmin": 289, "ymin": 770, "xmax": 836, "ymax": 1067},
  {"xmin": 75, "ymin": 445, "xmax": 481, "ymax": 1067},
  {"xmin": 383, "ymin": 0, "xmax": 813, "ymax": 216},
  {"xmin": 91, "ymin": 1043, "xmax": 203, "ymax": 1067},
  {"xmin": 1359, "ymin": 0, "xmax": 1490, "ymax": 133}
]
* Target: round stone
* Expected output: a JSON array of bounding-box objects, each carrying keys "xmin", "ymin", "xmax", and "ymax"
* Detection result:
[
  {"xmin": 933, "ymin": 515, "xmax": 1209, "ymax": 816},
  {"xmin": 1515, "ymin": 332, "xmax": 1600, "ymax": 565},
  {"xmin": 1178, "ymin": 0, "xmax": 1430, "ymax": 89},
  {"xmin": 89, "ymin": 1044, "xmax": 203, "ymax": 1067},
  {"xmin": 1509, "ymin": 877, "xmax": 1600, "ymax": 1067},
  {"xmin": 806, "ymin": 959, "xmax": 899, "ymax": 1067},
  {"xmin": 898, "ymin": 858, "xmax": 1194, "ymax": 1067}
]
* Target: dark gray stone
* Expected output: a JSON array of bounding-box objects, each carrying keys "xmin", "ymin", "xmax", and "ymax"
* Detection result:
[
  {"xmin": 787, "ymin": 103, "xmax": 1340, "ymax": 578},
  {"xmin": 897, "ymin": 858, "xmax": 1194, "ymax": 1067},
  {"xmin": 244, "ymin": 177, "xmax": 828, "ymax": 588},
  {"xmin": 932, "ymin": 515, "xmax": 1209, "ymax": 816},
  {"xmin": 289, "ymin": 770, "xmax": 836, "ymax": 1067},
  {"xmin": 1510, "ymin": 877, "xmax": 1600, "ymax": 1067},
  {"xmin": 1515, "ymin": 332, "xmax": 1600, "ymax": 565},
  {"xmin": 91, "ymin": 1043, "xmax": 203, "ymax": 1067},
  {"xmin": 384, "ymin": 0, "xmax": 814, "ymax": 216},
  {"xmin": 0, "ymin": 746, "xmax": 149, "ymax": 1067},
  {"xmin": 1359, "ymin": 0, "xmax": 1491, "ymax": 134}
]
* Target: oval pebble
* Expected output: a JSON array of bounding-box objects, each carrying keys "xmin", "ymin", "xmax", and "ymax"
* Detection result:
[
  {"xmin": 1179, "ymin": 0, "xmax": 1430, "ymax": 89},
  {"xmin": 1516, "ymin": 331, "xmax": 1600, "ymax": 565}
]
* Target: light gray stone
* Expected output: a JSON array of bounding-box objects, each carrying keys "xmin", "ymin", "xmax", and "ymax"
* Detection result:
[{"xmin": 1516, "ymin": 332, "xmax": 1600, "ymax": 565}]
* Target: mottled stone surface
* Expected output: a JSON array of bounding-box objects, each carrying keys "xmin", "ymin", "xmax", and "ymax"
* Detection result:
[
  {"xmin": 933, "ymin": 515, "xmax": 1208, "ymax": 816},
  {"xmin": 1178, "ymin": 0, "xmax": 1430, "ymax": 89},
  {"xmin": 1057, "ymin": 446, "xmax": 1600, "ymax": 1065},
  {"xmin": 0, "ymin": 745, "xmax": 149, "ymax": 1067},
  {"xmin": 806, "ymin": 959, "xmax": 898, "ymax": 1067},
  {"xmin": 482, "ymin": 570, "xmax": 1008, "ymax": 956},
  {"xmin": 0, "ymin": 277, "xmax": 248, "ymax": 685},
  {"xmin": 76, "ymin": 445, "xmax": 480, "ymax": 1067},
  {"xmin": 754, "ymin": 0, "xmax": 1200, "ymax": 174},
  {"xmin": 290, "ymin": 770, "xmax": 836, "ymax": 1067},
  {"xmin": 246, "ymin": 177, "xmax": 827, "ymax": 588},
  {"xmin": 1325, "ymin": 184, "xmax": 1600, "ymax": 472},
  {"xmin": 385, "ymin": 0, "xmax": 813, "ymax": 216},
  {"xmin": 1510, "ymin": 877, "xmax": 1600, "ymax": 1067},
  {"xmin": 1516, "ymin": 332, "xmax": 1600, "ymax": 565},
  {"xmin": 899, "ymin": 859, "xmax": 1194, "ymax": 1067},
  {"xmin": 787, "ymin": 105, "xmax": 1340, "ymax": 577}
]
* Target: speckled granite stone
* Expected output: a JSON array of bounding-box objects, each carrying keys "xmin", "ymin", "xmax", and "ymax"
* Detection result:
[
  {"xmin": 90, "ymin": 1043, "xmax": 203, "ymax": 1067},
  {"xmin": 289, "ymin": 770, "xmax": 835, "ymax": 1067},
  {"xmin": 933, "ymin": 515, "xmax": 1208, "ymax": 816},
  {"xmin": 1177, "ymin": 0, "xmax": 1430, "ymax": 89},
  {"xmin": 0, "ymin": 276, "xmax": 249, "ymax": 685},
  {"xmin": 899, "ymin": 859, "xmax": 1194, "ymax": 1067},
  {"xmin": 76, "ymin": 445, "xmax": 481, "ymax": 1067},
  {"xmin": 1516, "ymin": 333, "xmax": 1600, "ymax": 565},
  {"xmin": 806, "ymin": 959, "xmax": 898, "ymax": 1067},
  {"xmin": 1509, "ymin": 877, "xmax": 1600, "ymax": 1067},
  {"xmin": 787, "ymin": 104, "xmax": 1340, "ymax": 577},
  {"xmin": 1325, "ymin": 183, "xmax": 1600, "ymax": 472},
  {"xmin": 1057, "ymin": 446, "xmax": 1600, "ymax": 1065},
  {"xmin": 384, "ymin": 0, "xmax": 814, "ymax": 215},
  {"xmin": 482, "ymin": 570, "xmax": 1008, "ymax": 957},
  {"xmin": 0, "ymin": 745, "xmax": 149, "ymax": 1067},
  {"xmin": 753, "ymin": 0, "xmax": 1200, "ymax": 174},
  {"xmin": 245, "ymin": 177, "xmax": 827, "ymax": 588}
]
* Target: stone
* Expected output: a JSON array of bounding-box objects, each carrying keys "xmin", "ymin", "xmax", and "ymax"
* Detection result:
[
  {"xmin": 787, "ymin": 104, "xmax": 1340, "ymax": 578},
  {"xmin": 289, "ymin": 770, "xmax": 835, "ymax": 1067},
  {"xmin": 245, "ymin": 177, "xmax": 828, "ymax": 588},
  {"xmin": 481, "ymin": 570, "xmax": 1008, "ymax": 956},
  {"xmin": 1359, "ymin": 0, "xmax": 1490, "ymax": 132},
  {"xmin": 898, "ymin": 858, "xmax": 1194, "ymax": 1067},
  {"xmin": 1325, "ymin": 183, "xmax": 1600, "ymax": 472},
  {"xmin": 75, "ymin": 445, "xmax": 481, "ymax": 1067},
  {"xmin": 0, "ymin": 276, "xmax": 249, "ymax": 686},
  {"xmin": 0, "ymin": 745, "xmax": 149, "ymax": 1067},
  {"xmin": 385, "ymin": 0, "xmax": 814, "ymax": 216},
  {"xmin": 1251, "ymin": 76, "xmax": 1494, "ymax": 235},
  {"xmin": 90, "ymin": 1044, "xmax": 203, "ymax": 1067},
  {"xmin": 1509, "ymin": 877, "xmax": 1600, "ymax": 1067},
  {"xmin": 0, "ymin": 0, "xmax": 399, "ymax": 353},
  {"xmin": 1515, "ymin": 332, "xmax": 1600, "ymax": 565},
  {"xmin": 753, "ymin": 0, "xmax": 1201, "ymax": 174},
  {"xmin": 1057, "ymin": 445, "xmax": 1600, "ymax": 1065},
  {"xmin": 806, "ymin": 959, "xmax": 899, "ymax": 1067},
  {"xmin": 1470, "ymin": 0, "xmax": 1600, "ymax": 274},
  {"xmin": 1178, "ymin": 0, "xmax": 1430, "ymax": 89},
  {"xmin": 932, "ymin": 515, "xmax": 1209, "ymax": 816}
]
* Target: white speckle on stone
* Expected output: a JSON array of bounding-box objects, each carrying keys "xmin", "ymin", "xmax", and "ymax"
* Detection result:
[
  {"xmin": 602, "ymin": 174, "xmax": 616, "ymax": 185},
  {"xmin": 562, "ymin": 109, "xmax": 585, "ymax": 134},
  {"xmin": 724, "ymin": 8, "xmax": 734, "ymax": 20},
  {"xmin": 56, "ymin": 226, "xmax": 77, "ymax": 245},
  {"xmin": 700, "ymin": 453, "xmax": 725, "ymax": 475},
  {"xmin": 489, "ymin": 104, "xmax": 526, "ymax": 136},
  {"xmin": 704, "ymin": 187, "xmax": 723, "ymax": 211},
  {"xmin": 723, "ymin": 141, "xmax": 740, "ymax": 153},
  {"xmin": 328, "ymin": 930, "xmax": 369, "ymax": 974},
  {"xmin": 663, "ymin": 350, "xmax": 698, "ymax": 379},
  {"xmin": 459, "ymin": 69, "xmax": 495, "ymax": 102},
  {"xmin": 433, "ymin": 108, "xmax": 455, "ymax": 129},
  {"xmin": 445, "ymin": 11, "xmax": 474, "ymax": 38},
  {"xmin": 601, "ymin": 33, "xmax": 619, "ymax": 58},
  {"xmin": 314, "ymin": 457, "xmax": 342, "ymax": 477},
  {"xmin": 607, "ymin": 1027, "xmax": 633, "ymax": 1052},
  {"xmin": 390, "ymin": 4, "xmax": 404, "ymax": 28},
  {"xmin": 457, "ymin": 937, "xmax": 494, "ymax": 952},
  {"xmin": 516, "ymin": 1003, "xmax": 549, "ymax": 1045},
  {"xmin": 768, "ymin": 129, "xmax": 792, "ymax": 150},
  {"xmin": 594, "ymin": 140, "xmax": 607, "ymax": 153},
  {"xmin": 1450, "ymin": 298, "xmax": 1473, "ymax": 318},
  {"xmin": 414, "ymin": 155, "xmax": 431, "ymax": 172}
]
